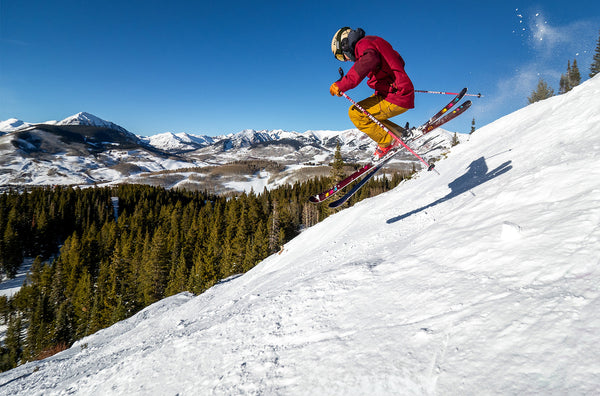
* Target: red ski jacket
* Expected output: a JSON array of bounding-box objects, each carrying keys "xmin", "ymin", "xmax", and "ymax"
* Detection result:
[{"xmin": 336, "ymin": 36, "xmax": 415, "ymax": 109}]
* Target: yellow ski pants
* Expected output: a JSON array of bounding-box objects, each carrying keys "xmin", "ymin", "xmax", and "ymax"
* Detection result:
[{"xmin": 348, "ymin": 95, "xmax": 408, "ymax": 148}]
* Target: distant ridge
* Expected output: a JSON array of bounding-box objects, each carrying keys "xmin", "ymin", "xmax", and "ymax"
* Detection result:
[{"xmin": 0, "ymin": 112, "xmax": 461, "ymax": 191}]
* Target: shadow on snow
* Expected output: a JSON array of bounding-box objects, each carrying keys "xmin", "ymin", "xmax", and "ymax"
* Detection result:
[{"xmin": 387, "ymin": 157, "xmax": 513, "ymax": 224}]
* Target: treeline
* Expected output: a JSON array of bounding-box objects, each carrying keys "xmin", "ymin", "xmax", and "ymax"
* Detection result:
[{"xmin": 0, "ymin": 171, "xmax": 408, "ymax": 371}]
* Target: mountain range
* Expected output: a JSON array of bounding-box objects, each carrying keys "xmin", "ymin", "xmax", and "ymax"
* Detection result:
[{"xmin": 0, "ymin": 112, "xmax": 461, "ymax": 193}]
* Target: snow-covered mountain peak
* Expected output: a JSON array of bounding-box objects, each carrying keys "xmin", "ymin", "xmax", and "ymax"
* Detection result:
[
  {"xmin": 57, "ymin": 112, "xmax": 130, "ymax": 134},
  {"xmin": 0, "ymin": 118, "xmax": 30, "ymax": 132},
  {"xmin": 59, "ymin": 111, "xmax": 106, "ymax": 126},
  {"xmin": 1, "ymin": 113, "xmax": 128, "ymax": 133}
]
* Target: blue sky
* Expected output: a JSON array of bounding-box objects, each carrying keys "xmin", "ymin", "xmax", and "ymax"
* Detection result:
[{"xmin": 1, "ymin": 1, "xmax": 599, "ymax": 136}]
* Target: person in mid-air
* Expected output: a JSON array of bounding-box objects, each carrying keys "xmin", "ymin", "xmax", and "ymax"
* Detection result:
[{"xmin": 330, "ymin": 27, "xmax": 415, "ymax": 160}]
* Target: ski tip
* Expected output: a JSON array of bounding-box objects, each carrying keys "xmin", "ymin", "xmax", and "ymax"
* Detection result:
[
  {"xmin": 308, "ymin": 196, "xmax": 320, "ymax": 203},
  {"xmin": 328, "ymin": 201, "xmax": 343, "ymax": 209}
]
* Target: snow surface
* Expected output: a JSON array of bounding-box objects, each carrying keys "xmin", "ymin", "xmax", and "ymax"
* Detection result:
[
  {"xmin": 224, "ymin": 170, "xmax": 272, "ymax": 193},
  {"xmin": 1, "ymin": 76, "xmax": 600, "ymax": 395}
]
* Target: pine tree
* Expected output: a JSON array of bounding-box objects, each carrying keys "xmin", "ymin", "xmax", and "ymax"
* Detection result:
[
  {"xmin": 242, "ymin": 219, "xmax": 269, "ymax": 272},
  {"xmin": 559, "ymin": 60, "xmax": 572, "ymax": 94},
  {"xmin": 141, "ymin": 226, "xmax": 171, "ymax": 305},
  {"xmin": 52, "ymin": 300, "xmax": 74, "ymax": 346},
  {"xmin": 451, "ymin": 133, "xmax": 460, "ymax": 147},
  {"xmin": 470, "ymin": 118, "xmax": 476, "ymax": 135},
  {"xmin": 187, "ymin": 205, "xmax": 222, "ymax": 294},
  {"xmin": 221, "ymin": 198, "xmax": 242, "ymax": 277},
  {"xmin": 559, "ymin": 74, "xmax": 570, "ymax": 94},
  {"xmin": 559, "ymin": 59, "xmax": 581, "ymax": 94},
  {"xmin": 570, "ymin": 59, "xmax": 581, "ymax": 88},
  {"xmin": 330, "ymin": 143, "xmax": 346, "ymax": 183},
  {"xmin": 528, "ymin": 78, "xmax": 554, "ymax": 103},
  {"xmin": 72, "ymin": 269, "xmax": 92, "ymax": 338},
  {"xmin": 165, "ymin": 250, "xmax": 189, "ymax": 296},
  {"xmin": 3, "ymin": 315, "xmax": 23, "ymax": 369},
  {"xmin": 188, "ymin": 248, "xmax": 220, "ymax": 294},
  {"xmin": 101, "ymin": 240, "xmax": 127, "ymax": 323},
  {"xmin": 590, "ymin": 29, "xmax": 600, "ymax": 78},
  {"xmin": 268, "ymin": 201, "xmax": 281, "ymax": 253},
  {"xmin": 301, "ymin": 202, "xmax": 319, "ymax": 229},
  {"xmin": 1, "ymin": 221, "xmax": 23, "ymax": 278}
]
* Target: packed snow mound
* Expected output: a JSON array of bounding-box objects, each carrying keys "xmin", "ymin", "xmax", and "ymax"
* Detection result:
[{"xmin": 1, "ymin": 76, "xmax": 600, "ymax": 395}]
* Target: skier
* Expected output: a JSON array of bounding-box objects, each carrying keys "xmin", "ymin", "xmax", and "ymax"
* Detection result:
[{"xmin": 330, "ymin": 27, "xmax": 415, "ymax": 160}]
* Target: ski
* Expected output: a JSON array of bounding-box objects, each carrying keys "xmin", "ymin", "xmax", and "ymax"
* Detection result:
[
  {"xmin": 417, "ymin": 87, "xmax": 467, "ymax": 134},
  {"xmin": 328, "ymin": 154, "xmax": 393, "ymax": 208},
  {"xmin": 309, "ymin": 91, "xmax": 470, "ymax": 204},
  {"xmin": 308, "ymin": 162, "xmax": 377, "ymax": 203},
  {"xmin": 326, "ymin": 100, "xmax": 472, "ymax": 208},
  {"xmin": 419, "ymin": 99, "xmax": 472, "ymax": 135}
]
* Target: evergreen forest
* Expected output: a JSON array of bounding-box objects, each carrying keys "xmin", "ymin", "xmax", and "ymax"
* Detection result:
[{"xmin": 0, "ymin": 170, "xmax": 408, "ymax": 371}]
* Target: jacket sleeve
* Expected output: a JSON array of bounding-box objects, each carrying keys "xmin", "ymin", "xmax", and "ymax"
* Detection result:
[{"xmin": 336, "ymin": 48, "xmax": 380, "ymax": 92}]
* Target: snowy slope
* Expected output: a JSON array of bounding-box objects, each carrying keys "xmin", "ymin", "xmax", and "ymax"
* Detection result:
[{"xmin": 1, "ymin": 76, "xmax": 600, "ymax": 395}]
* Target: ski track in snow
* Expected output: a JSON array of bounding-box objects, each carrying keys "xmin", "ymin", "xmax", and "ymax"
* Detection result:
[{"xmin": 1, "ymin": 76, "xmax": 600, "ymax": 395}]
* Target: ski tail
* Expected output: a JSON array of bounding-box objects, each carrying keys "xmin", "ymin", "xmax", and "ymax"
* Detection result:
[
  {"xmin": 418, "ymin": 87, "xmax": 467, "ymax": 133},
  {"xmin": 328, "ymin": 157, "xmax": 390, "ymax": 208},
  {"xmin": 422, "ymin": 100, "xmax": 471, "ymax": 133},
  {"xmin": 308, "ymin": 163, "xmax": 376, "ymax": 203}
]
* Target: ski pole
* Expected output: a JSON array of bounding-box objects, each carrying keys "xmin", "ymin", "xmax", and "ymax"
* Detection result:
[
  {"xmin": 416, "ymin": 89, "xmax": 483, "ymax": 98},
  {"xmin": 337, "ymin": 90, "xmax": 438, "ymax": 173}
]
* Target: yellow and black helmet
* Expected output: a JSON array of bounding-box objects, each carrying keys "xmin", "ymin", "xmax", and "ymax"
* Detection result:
[
  {"xmin": 331, "ymin": 27, "xmax": 365, "ymax": 62},
  {"xmin": 331, "ymin": 27, "xmax": 352, "ymax": 61}
]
